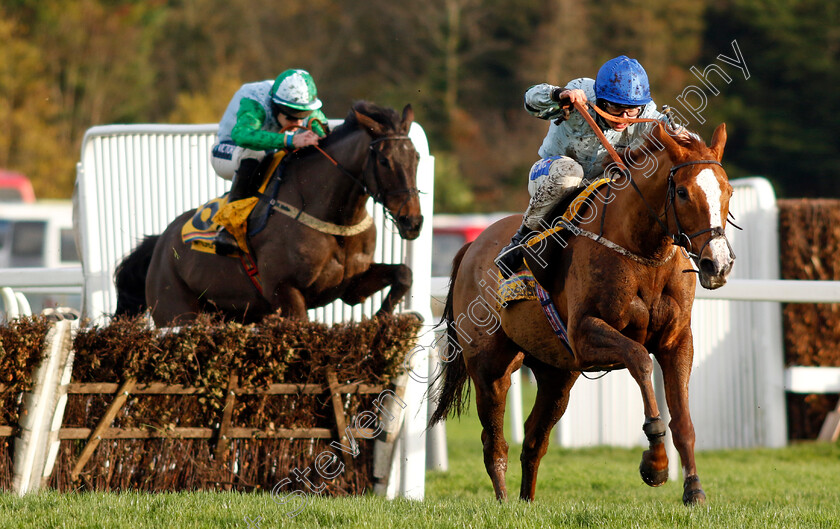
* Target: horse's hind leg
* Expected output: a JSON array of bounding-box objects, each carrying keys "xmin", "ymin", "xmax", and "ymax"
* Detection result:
[
  {"xmin": 147, "ymin": 272, "xmax": 200, "ymax": 325},
  {"xmin": 146, "ymin": 243, "xmax": 201, "ymax": 326},
  {"xmin": 467, "ymin": 342, "xmax": 524, "ymax": 501},
  {"xmin": 519, "ymin": 363, "xmax": 579, "ymax": 501}
]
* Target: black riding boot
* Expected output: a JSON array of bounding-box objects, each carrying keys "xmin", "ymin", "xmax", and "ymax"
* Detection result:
[
  {"xmin": 494, "ymin": 224, "xmax": 532, "ymax": 279},
  {"xmin": 214, "ymin": 158, "xmax": 260, "ymax": 256}
]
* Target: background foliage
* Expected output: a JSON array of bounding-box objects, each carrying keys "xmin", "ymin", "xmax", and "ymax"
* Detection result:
[{"xmin": 1, "ymin": 0, "xmax": 837, "ymax": 211}]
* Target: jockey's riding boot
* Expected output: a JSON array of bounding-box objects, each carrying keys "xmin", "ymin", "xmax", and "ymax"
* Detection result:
[
  {"xmin": 495, "ymin": 223, "xmax": 532, "ymax": 279},
  {"xmin": 214, "ymin": 159, "xmax": 260, "ymax": 256},
  {"xmin": 213, "ymin": 228, "xmax": 239, "ymax": 256}
]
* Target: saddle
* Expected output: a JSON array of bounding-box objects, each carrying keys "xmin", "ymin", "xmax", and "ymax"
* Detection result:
[
  {"xmin": 181, "ymin": 153, "xmax": 286, "ymax": 256},
  {"xmin": 496, "ymin": 176, "xmax": 612, "ymax": 353},
  {"xmin": 520, "ymin": 176, "xmax": 612, "ymax": 255}
]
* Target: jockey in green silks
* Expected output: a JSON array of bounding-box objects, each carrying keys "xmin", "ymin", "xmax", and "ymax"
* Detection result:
[{"xmin": 210, "ymin": 68, "xmax": 328, "ymax": 256}]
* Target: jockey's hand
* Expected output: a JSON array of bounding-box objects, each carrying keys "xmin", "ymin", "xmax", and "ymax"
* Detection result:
[
  {"xmin": 292, "ymin": 130, "xmax": 320, "ymax": 148},
  {"xmin": 676, "ymin": 130, "xmax": 691, "ymax": 141},
  {"xmin": 554, "ymin": 88, "xmax": 587, "ymax": 106}
]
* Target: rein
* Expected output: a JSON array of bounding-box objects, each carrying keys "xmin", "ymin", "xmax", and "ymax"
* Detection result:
[{"xmin": 570, "ymin": 101, "xmax": 735, "ymax": 265}]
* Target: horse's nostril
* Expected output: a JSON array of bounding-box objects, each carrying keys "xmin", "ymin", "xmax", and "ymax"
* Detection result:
[
  {"xmin": 399, "ymin": 215, "xmax": 423, "ymax": 231},
  {"xmin": 699, "ymin": 258, "xmax": 718, "ymax": 276}
]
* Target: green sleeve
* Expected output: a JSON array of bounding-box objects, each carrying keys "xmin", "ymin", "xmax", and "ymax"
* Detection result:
[
  {"xmin": 306, "ymin": 109, "xmax": 330, "ymax": 137},
  {"xmin": 230, "ymin": 98, "xmax": 290, "ymax": 151}
]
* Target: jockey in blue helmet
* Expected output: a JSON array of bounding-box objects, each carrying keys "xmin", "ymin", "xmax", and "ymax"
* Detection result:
[
  {"xmin": 495, "ymin": 55, "xmax": 672, "ymax": 278},
  {"xmin": 210, "ymin": 69, "xmax": 329, "ymax": 255}
]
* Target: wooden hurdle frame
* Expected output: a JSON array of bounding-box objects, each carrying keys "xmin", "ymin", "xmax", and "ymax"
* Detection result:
[{"xmin": 6, "ymin": 119, "xmax": 435, "ymax": 498}]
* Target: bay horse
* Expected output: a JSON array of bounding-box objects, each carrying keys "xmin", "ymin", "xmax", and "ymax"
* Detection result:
[
  {"xmin": 115, "ymin": 101, "xmax": 422, "ymax": 326},
  {"xmin": 430, "ymin": 121, "xmax": 733, "ymax": 505}
]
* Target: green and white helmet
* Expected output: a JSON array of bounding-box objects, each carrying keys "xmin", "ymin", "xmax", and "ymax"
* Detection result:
[{"xmin": 270, "ymin": 69, "xmax": 322, "ymax": 115}]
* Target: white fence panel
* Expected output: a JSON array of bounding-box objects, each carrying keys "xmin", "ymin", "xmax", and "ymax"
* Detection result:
[
  {"xmin": 688, "ymin": 177, "xmax": 786, "ymax": 449},
  {"xmin": 74, "ymin": 120, "xmax": 434, "ymax": 499},
  {"xmin": 75, "ymin": 124, "xmax": 227, "ymax": 322},
  {"xmin": 555, "ymin": 177, "xmax": 786, "ymax": 449}
]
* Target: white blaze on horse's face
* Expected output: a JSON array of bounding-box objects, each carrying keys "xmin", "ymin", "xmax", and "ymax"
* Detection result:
[
  {"xmin": 695, "ymin": 167, "xmax": 733, "ymax": 288},
  {"xmin": 696, "ymin": 169, "xmax": 722, "ymax": 227}
]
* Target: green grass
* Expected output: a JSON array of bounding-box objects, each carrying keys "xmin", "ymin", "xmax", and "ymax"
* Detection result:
[{"xmin": 3, "ymin": 381, "xmax": 840, "ymax": 528}]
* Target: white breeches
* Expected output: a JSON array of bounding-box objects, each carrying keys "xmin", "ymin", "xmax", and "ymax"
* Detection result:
[
  {"xmin": 523, "ymin": 156, "xmax": 584, "ymax": 230},
  {"xmin": 210, "ymin": 141, "xmax": 269, "ymax": 180}
]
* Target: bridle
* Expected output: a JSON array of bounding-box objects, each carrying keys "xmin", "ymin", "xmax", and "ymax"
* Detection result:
[
  {"xmin": 313, "ymin": 132, "xmax": 420, "ymax": 224},
  {"xmin": 664, "ymin": 160, "xmax": 737, "ymax": 264},
  {"xmin": 572, "ymin": 100, "xmax": 737, "ymax": 267}
]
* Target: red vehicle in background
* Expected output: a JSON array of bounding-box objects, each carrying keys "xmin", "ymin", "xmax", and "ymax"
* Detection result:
[
  {"xmin": 431, "ymin": 213, "xmax": 513, "ymax": 277},
  {"xmin": 0, "ymin": 170, "xmax": 36, "ymax": 203}
]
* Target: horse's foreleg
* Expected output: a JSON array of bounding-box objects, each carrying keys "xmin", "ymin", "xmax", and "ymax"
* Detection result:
[
  {"xmin": 655, "ymin": 334, "xmax": 706, "ymax": 505},
  {"xmin": 340, "ymin": 263, "xmax": 412, "ymax": 315},
  {"xmin": 519, "ymin": 365, "xmax": 578, "ymax": 501},
  {"xmin": 574, "ymin": 316, "xmax": 668, "ymax": 486}
]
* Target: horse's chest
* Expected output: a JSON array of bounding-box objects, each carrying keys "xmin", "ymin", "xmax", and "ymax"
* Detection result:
[
  {"xmin": 600, "ymin": 292, "xmax": 671, "ymax": 341},
  {"xmin": 620, "ymin": 293, "xmax": 684, "ymax": 345}
]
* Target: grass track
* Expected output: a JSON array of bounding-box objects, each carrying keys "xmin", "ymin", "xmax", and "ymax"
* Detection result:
[{"xmin": 2, "ymin": 380, "xmax": 839, "ymax": 528}]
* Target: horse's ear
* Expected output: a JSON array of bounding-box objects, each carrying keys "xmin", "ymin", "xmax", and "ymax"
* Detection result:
[
  {"xmin": 400, "ymin": 104, "xmax": 414, "ymax": 134},
  {"xmin": 354, "ymin": 110, "xmax": 386, "ymax": 136},
  {"xmin": 652, "ymin": 122, "xmax": 688, "ymax": 163},
  {"xmin": 710, "ymin": 123, "xmax": 727, "ymax": 161}
]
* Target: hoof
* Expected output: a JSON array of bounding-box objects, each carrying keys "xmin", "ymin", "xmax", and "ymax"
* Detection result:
[
  {"xmin": 683, "ymin": 475, "xmax": 706, "ymax": 505},
  {"xmin": 639, "ymin": 445, "xmax": 669, "ymax": 487},
  {"xmin": 640, "ymin": 463, "xmax": 669, "ymax": 487}
]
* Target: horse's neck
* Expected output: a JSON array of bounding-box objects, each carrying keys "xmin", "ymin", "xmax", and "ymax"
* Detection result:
[
  {"xmin": 282, "ymin": 133, "xmax": 371, "ymax": 225},
  {"xmin": 598, "ymin": 150, "xmax": 674, "ymax": 258}
]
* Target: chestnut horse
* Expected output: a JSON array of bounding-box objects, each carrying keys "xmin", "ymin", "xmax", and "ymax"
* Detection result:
[
  {"xmin": 430, "ymin": 122, "xmax": 733, "ymax": 505},
  {"xmin": 115, "ymin": 102, "xmax": 423, "ymax": 326}
]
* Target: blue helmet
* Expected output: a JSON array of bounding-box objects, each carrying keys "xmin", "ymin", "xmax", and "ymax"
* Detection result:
[{"xmin": 595, "ymin": 56, "xmax": 652, "ymax": 106}]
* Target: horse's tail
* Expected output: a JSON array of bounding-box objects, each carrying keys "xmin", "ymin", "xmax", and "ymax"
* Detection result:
[
  {"xmin": 114, "ymin": 235, "xmax": 159, "ymax": 317},
  {"xmin": 429, "ymin": 241, "xmax": 473, "ymax": 426}
]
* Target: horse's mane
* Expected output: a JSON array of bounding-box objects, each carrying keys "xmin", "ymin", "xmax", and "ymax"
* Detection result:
[
  {"xmin": 623, "ymin": 124, "xmax": 713, "ymax": 168},
  {"xmin": 318, "ymin": 101, "xmax": 402, "ymax": 149}
]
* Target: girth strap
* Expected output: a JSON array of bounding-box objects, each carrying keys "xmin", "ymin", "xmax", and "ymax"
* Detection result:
[{"xmin": 267, "ymin": 198, "xmax": 374, "ymax": 236}]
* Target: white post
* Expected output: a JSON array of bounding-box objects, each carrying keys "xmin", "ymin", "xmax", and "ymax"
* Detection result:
[
  {"xmin": 14, "ymin": 291, "xmax": 31, "ymax": 316},
  {"xmin": 1, "ymin": 287, "xmax": 21, "ymax": 319},
  {"xmin": 41, "ymin": 320, "xmax": 78, "ymax": 487},
  {"xmin": 425, "ymin": 343, "xmax": 448, "ymax": 471},
  {"xmin": 12, "ymin": 319, "xmax": 77, "ymax": 494},
  {"xmin": 383, "ymin": 324, "xmax": 431, "ymax": 500}
]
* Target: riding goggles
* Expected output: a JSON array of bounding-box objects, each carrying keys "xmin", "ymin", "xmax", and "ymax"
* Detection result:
[{"xmin": 599, "ymin": 100, "xmax": 643, "ymax": 118}]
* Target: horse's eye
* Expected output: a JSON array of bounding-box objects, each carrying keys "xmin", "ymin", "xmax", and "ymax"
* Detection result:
[
  {"xmin": 379, "ymin": 156, "xmax": 389, "ymax": 166},
  {"xmin": 676, "ymin": 187, "xmax": 689, "ymax": 200}
]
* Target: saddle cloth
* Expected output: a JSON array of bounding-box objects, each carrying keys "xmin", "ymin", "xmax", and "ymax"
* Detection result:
[
  {"xmin": 496, "ymin": 269, "xmax": 572, "ymax": 353},
  {"xmin": 181, "ymin": 152, "xmax": 286, "ymax": 255}
]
